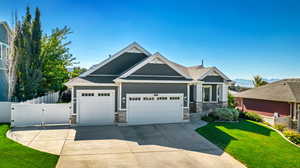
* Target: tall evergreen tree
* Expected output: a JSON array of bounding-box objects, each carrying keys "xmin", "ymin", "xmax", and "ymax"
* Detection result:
[{"xmin": 13, "ymin": 7, "xmax": 43, "ymax": 101}]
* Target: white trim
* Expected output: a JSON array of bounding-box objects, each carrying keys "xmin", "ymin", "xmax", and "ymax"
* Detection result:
[
  {"xmin": 80, "ymin": 42, "xmax": 151, "ymax": 77},
  {"xmin": 65, "ymin": 83, "xmax": 118, "ymax": 87},
  {"xmin": 71, "ymin": 87, "xmax": 75, "ymax": 116},
  {"xmin": 114, "ymin": 79, "xmax": 192, "ymax": 84},
  {"xmin": 0, "ymin": 41, "xmax": 9, "ymax": 47},
  {"xmin": 202, "ymin": 85, "xmax": 218, "ymax": 103},
  {"xmin": 202, "ymin": 82, "xmax": 224, "ymax": 84},
  {"xmin": 187, "ymin": 84, "xmax": 190, "ymax": 108},
  {"xmin": 88, "ymin": 74, "xmax": 119, "ymax": 77},
  {"xmin": 198, "ymin": 67, "xmax": 230, "ymax": 81},
  {"xmin": 129, "ymin": 75, "xmax": 184, "ymax": 78},
  {"xmin": 118, "ymin": 52, "xmax": 192, "ymax": 80}
]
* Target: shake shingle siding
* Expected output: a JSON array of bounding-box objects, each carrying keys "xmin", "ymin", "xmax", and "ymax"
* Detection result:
[
  {"xmin": 202, "ymin": 75, "xmax": 224, "ymax": 82},
  {"xmin": 131, "ymin": 63, "xmax": 183, "ymax": 76}
]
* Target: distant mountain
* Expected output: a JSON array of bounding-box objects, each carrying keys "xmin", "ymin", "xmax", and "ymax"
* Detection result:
[{"xmin": 234, "ymin": 78, "xmax": 280, "ymax": 88}]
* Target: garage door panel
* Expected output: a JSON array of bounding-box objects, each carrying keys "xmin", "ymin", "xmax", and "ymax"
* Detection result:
[
  {"xmin": 127, "ymin": 94, "xmax": 184, "ymax": 125},
  {"xmin": 77, "ymin": 90, "xmax": 115, "ymax": 126}
]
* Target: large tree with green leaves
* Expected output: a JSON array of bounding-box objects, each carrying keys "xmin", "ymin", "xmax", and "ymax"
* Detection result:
[
  {"xmin": 40, "ymin": 27, "xmax": 75, "ymax": 93},
  {"xmin": 252, "ymin": 75, "xmax": 268, "ymax": 88},
  {"xmin": 12, "ymin": 7, "xmax": 76, "ymax": 101}
]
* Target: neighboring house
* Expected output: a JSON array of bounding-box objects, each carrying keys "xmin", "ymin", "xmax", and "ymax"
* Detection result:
[
  {"xmin": 66, "ymin": 42, "xmax": 231, "ymax": 125},
  {"xmin": 236, "ymin": 79, "xmax": 300, "ymax": 129},
  {"xmin": 0, "ymin": 21, "xmax": 11, "ymax": 101}
]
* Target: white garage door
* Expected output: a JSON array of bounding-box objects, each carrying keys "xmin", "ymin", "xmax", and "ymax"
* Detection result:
[
  {"xmin": 77, "ymin": 90, "xmax": 115, "ymax": 126},
  {"xmin": 127, "ymin": 93, "xmax": 184, "ymax": 125}
]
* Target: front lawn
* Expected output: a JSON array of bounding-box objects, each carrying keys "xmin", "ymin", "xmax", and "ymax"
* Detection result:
[
  {"xmin": 197, "ymin": 120, "xmax": 300, "ymax": 168},
  {"xmin": 0, "ymin": 124, "xmax": 58, "ymax": 168}
]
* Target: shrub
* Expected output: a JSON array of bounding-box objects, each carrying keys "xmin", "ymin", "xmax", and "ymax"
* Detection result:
[
  {"xmin": 283, "ymin": 129, "xmax": 300, "ymax": 144},
  {"xmin": 239, "ymin": 111, "xmax": 263, "ymax": 122},
  {"xmin": 211, "ymin": 108, "xmax": 240, "ymax": 121},
  {"xmin": 228, "ymin": 93, "xmax": 236, "ymax": 108},
  {"xmin": 201, "ymin": 115, "xmax": 217, "ymax": 122},
  {"xmin": 274, "ymin": 124, "xmax": 286, "ymax": 132}
]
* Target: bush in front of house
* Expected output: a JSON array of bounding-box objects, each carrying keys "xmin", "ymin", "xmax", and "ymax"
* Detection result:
[
  {"xmin": 239, "ymin": 111, "xmax": 263, "ymax": 122},
  {"xmin": 274, "ymin": 124, "xmax": 287, "ymax": 132},
  {"xmin": 283, "ymin": 129, "xmax": 300, "ymax": 144},
  {"xmin": 210, "ymin": 107, "xmax": 240, "ymax": 121},
  {"xmin": 201, "ymin": 114, "xmax": 218, "ymax": 122}
]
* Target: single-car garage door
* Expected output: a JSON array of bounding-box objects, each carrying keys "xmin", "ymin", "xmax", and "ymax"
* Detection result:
[
  {"xmin": 77, "ymin": 90, "xmax": 115, "ymax": 125},
  {"xmin": 127, "ymin": 93, "xmax": 184, "ymax": 125}
]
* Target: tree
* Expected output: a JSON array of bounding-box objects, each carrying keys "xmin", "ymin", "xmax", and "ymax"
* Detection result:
[
  {"xmin": 13, "ymin": 7, "xmax": 44, "ymax": 101},
  {"xmin": 40, "ymin": 27, "xmax": 76, "ymax": 93},
  {"xmin": 70, "ymin": 67, "xmax": 87, "ymax": 78},
  {"xmin": 252, "ymin": 75, "xmax": 268, "ymax": 88}
]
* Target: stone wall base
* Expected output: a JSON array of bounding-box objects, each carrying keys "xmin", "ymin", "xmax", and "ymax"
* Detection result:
[
  {"xmin": 183, "ymin": 108, "xmax": 190, "ymax": 120},
  {"xmin": 116, "ymin": 110, "xmax": 127, "ymax": 123}
]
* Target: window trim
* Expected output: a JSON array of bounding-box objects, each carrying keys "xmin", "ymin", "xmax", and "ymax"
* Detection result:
[{"xmin": 202, "ymin": 85, "xmax": 218, "ymax": 103}]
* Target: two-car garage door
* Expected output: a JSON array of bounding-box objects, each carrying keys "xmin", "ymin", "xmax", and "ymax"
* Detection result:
[{"xmin": 127, "ymin": 94, "xmax": 184, "ymax": 125}]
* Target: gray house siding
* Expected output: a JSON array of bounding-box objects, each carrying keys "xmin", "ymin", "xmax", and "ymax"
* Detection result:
[
  {"xmin": 91, "ymin": 52, "xmax": 148, "ymax": 75},
  {"xmin": 121, "ymin": 83, "xmax": 188, "ymax": 109},
  {"xmin": 73, "ymin": 86, "xmax": 118, "ymax": 114},
  {"xmin": 131, "ymin": 63, "xmax": 182, "ymax": 76},
  {"xmin": 0, "ymin": 24, "xmax": 9, "ymax": 44},
  {"xmin": 0, "ymin": 70, "xmax": 8, "ymax": 101},
  {"xmin": 202, "ymin": 75, "xmax": 224, "ymax": 82},
  {"xmin": 0, "ymin": 23, "xmax": 9, "ymax": 101}
]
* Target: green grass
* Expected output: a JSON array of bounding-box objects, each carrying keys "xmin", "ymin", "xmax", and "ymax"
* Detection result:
[
  {"xmin": 0, "ymin": 124, "xmax": 58, "ymax": 168},
  {"xmin": 196, "ymin": 120, "xmax": 300, "ymax": 168}
]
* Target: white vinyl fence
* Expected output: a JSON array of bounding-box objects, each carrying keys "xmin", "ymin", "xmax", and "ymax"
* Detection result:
[
  {"xmin": 0, "ymin": 102, "xmax": 11, "ymax": 123},
  {"xmin": 11, "ymin": 103, "xmax": 71, "ymax": 127},
  {"xmin": 23, "ymin": 92, "xmax": 60, "ymax": 104}
]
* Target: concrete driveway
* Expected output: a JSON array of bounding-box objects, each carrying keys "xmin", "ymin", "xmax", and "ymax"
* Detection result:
[{"xmin": 8, "ymin": 122, "xmax": 245, "ymax": 168}]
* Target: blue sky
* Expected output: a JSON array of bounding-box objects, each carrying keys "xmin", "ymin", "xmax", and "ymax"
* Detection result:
[{"xmin": 1, "ymin": 0, "xmax": 300, "ymax": 79}]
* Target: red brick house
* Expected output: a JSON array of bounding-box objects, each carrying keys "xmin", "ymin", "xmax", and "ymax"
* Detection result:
[{"xmin": 235, "ymin": 79, "xmax": 300, "ymax": 129}]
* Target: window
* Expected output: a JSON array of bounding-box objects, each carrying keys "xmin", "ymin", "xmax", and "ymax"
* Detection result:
[
  {"xmin": 170, "ymin": 97, "xmax": 180, "ymax": 100},
  {"xmin": 98, "ymin": 93, "xmax": 110, "ymax": 96},
  {"xmin": 203, "ymin": 86, "xmax": 211, "ymax": 102},
  {"xmin": 81, "ymin": 93, "xmax": 94, "ymax": 96},
  {"xmin": 203, "ymin": 85, "xmax": 218, "ymax": 103},
  {"xmin": 129, "ymin": 97, "xmax": 141, "ymax": 101},
  {"xmin": 143, "ymin": 97, "xmax": 154, "ymax": 101},
  {"xmin": 157, "ymin": 97, "xmax": 168, "ymax": 100}
]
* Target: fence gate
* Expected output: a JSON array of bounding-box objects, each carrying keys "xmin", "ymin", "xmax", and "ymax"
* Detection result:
[{"xmin": 11, "ymin": 103, "xmax": 71, "ymax": 127}]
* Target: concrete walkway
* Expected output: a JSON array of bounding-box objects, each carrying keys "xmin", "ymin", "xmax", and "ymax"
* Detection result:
[{"xmin": 8, "ymin": 122, "xmax": 246, "ymax": 168}]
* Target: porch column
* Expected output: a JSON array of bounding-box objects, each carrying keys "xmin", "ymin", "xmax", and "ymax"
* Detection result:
[
  {"xmin": 222, "ymin": 83, "xmax": 228, "ymax": 105},
  {"xmin": 194, "ymin": 82, "xmax": 203, "ymax": 113},
  {"xmin": 196, "ymin": 82, "xmax": 202, "ymax": 102}
]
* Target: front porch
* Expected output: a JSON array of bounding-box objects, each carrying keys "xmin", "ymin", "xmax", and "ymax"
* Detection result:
[{"xmin": 189, "ymin": 82, "xmax": 229, "ymax": 118}]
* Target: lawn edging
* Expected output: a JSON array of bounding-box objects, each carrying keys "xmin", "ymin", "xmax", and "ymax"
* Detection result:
[{"xmin": 262, "ymin": 123, "xmax": 300, "ymax": 148}]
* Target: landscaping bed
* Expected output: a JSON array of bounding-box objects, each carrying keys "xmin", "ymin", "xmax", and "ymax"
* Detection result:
[
  {"xmin": 197, "ymin": 120, "xmax": 300, "ymax": 168},
  {"xmin": 0, "ymin": 124, "xmax": 58, "ymax": 168}
]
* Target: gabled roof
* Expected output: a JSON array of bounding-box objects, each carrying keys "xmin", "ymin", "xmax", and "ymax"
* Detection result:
[
  {"xmin": 236, "ymin": 78, "xmax": 300, "ymax": 102},
  {"xmin": 116, "ymin": 52, "xmax": 192, "ymax": 80},
  {"xmin": 67, "ymin": 42, "xmax": 231, "ymax": 86},
  {"xmin": 80, "ymin": 42, "xmax": 151, "ymax": 77}
]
